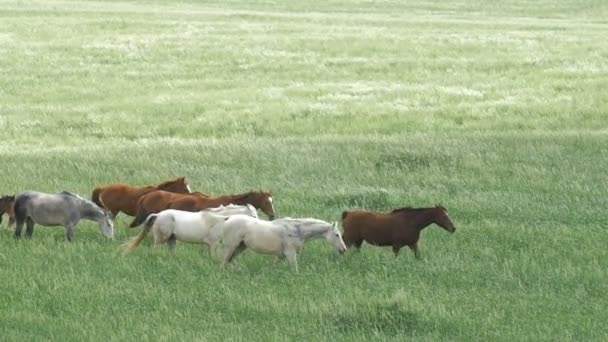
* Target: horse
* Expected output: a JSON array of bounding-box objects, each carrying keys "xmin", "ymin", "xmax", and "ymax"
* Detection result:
[
  {"xmin": 13, "ymin": 191, "xmax": 114, "ymax": 241},
  {"xmin": 218, "ymin": 215, "xmax": 347, "ymax": 272},
  {"xmin": 127, "ymin": 190, "xmax": 209, "ymax": 227},
  {"xmin": 90, "ymin": 177, "xmax": 191, "ymax": 218},
  {"xmin": 129, "ymin": 190, "xmax": 275, "ymax": 228},
  {"xmin": 122, "ymin": 204, "xmax": 258, "ymax": 255},
  {"xmin": 0, "ymin": 195, "xmax": 15, "ymax": 227},
  {"xmin": 341, "ymin": 204, "xmax": 456, "ymax": 258}
]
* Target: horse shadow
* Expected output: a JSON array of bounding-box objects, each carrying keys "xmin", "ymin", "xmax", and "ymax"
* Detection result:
[{"xmin": 327, "ymin": 302, "xmax": 454, "ymax": 337}]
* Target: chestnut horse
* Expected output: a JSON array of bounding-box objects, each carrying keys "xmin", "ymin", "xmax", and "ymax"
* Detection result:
[
  {"xmin": 0, "ymin": 195, "xmax": 15, "ymax": 227},
  {"xmin": 127, "ymin": 190, "xmax": 209, "ymax": 227},
  {"xmin": 342, "ymin": 205, "xmax": 456, "ymax": 258},
  {"xmin": 129, "ymin": 190, "xmax": 275, "ymax": 227},
  {"xmin": 91, "ymin": 177, "xmax": 192, "ymax": 218}
]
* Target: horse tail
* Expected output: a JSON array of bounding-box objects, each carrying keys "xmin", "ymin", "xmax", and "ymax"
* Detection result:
[
  {"xmin": 123, "ymin": 214, "xmax": 157, "ymax": 255},
  {"xmin": 341, "ymin": 211, "xmax": 349, "ymax": 221},
  {"xmin": 12, "ymin": 194, "xmax": 28, "ymax": 221},
  {"xmin": 129, "ymin": 208, "xmax": 148, "ymax": 228},
  {"xmin": 91, "ymin": 188, "xmax": 104, "ymax": 208}
]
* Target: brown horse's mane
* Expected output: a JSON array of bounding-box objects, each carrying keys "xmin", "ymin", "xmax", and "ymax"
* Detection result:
[
  {"xmin": 156, "ymin": 178, "xmax": 183, "ymax": 189},
  {"xmin": 391, "ymin": 207, "xmax": 432, "ymax": 214},
  {"xmin": 233, "ymin": 190, "xmax": 270, "ymax": 201}
]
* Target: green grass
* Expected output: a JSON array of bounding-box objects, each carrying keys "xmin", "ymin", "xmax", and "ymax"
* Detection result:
[{"xmin": 1, "ymin": 0, "xmax": 607, "ymax": 340}]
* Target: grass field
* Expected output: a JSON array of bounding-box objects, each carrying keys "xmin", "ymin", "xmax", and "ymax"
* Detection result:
[{"xmin": 1, "ymin": 0, "xmax": 608, "ymax": 340}]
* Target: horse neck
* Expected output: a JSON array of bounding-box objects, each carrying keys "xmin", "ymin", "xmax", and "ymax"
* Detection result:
[
  {"xmin": 405, "ymin": 209, "xmax": 438, "ymax": 231},
  {"xmin": 81, "ymin": 203, "xmax": 104, "ymax": 222},
  {"xmin": 295, "ymin": 222, "xmax": 329, "ymax": 241},
  {"xmin": 216, "ymin": 194, "xmax": 249, "ymax": 206}
]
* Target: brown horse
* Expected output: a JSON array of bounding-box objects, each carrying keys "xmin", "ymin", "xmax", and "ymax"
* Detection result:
[
  {"xmin": 127, "ymin": 190, "xmax": 209, "ymax": 227},
  {"xmin": 341, "ymin": 205, "xmax": 456, "ymax": 258},
  {"xmin": 129, "ymin": 190, "xmax": 275, "ymax": 227},
  {"xmin": 0, "ymin": 195, "xmax": 15, "ymax": 227},
  {"xmin": 91, "ymin": 177, "xmax": 192, "ymax": 218}
]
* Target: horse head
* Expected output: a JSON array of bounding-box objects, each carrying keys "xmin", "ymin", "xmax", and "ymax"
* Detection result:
[
  {"xmin": 433, "ymin": 204, "xmax": 456, "ymax": 233},
  {"xmin": 159, "ymin": 177, "xmax": 192, "ymax": 194},
  {"xmin": 325, "ymin": 222, "xmax": 347, "ymax": 254},
  {"xmin": 99, "ymin": 209, "xmax": 115, "ymax": 239},
  {"xmin": 247, "ymin": 190, "xmax": 275, "ymax": 220}
]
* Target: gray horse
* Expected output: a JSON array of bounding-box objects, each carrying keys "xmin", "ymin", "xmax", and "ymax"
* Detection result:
[{"xmin": 13, "ymin": 191, "xmax": 114, "ymax": 241}]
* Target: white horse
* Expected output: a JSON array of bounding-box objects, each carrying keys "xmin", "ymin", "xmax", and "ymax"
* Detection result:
[
  {"xmin": 218, "ymin": 215, "xmax": 347, "ymax": 272},
  {"xmin": 123, "ymin": 204, "xmax": 258, "ymax": 255}
]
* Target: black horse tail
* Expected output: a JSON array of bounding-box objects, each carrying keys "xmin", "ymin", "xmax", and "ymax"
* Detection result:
[
  {"xmin": 13, "ymin": 194, "xmax": 29, "ymax": 239},
  {"xmin": 129, "ymin": 209, "xmax": 148, "ymax": 228},
  {"xmin": 123, "ymin": 214, "xmax": 157, "ymax": 255},
  {"xmin": 341, "ymin": 211, "xmax": 349, "ymax": 221},
  {"xmin": 12, "ymin": 194, "xmax": 28, "ymax": 222},
  {"xmin": 91, "ymin": 188, "xmax": 104, "ymax": 208}
]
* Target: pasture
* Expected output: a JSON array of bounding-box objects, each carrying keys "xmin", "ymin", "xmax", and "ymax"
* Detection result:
[{"xmin": 1, "ymin": 0, "xmax": 607, "ymax": 340}]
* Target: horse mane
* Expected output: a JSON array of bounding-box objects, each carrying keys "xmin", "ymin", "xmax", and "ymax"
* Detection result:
[
  {"xmin": 0, "ymin": 194, "xmax": 15, "ymax": 201},
  {"xmin": 391, "ymin": 207, "xmax": 432, "ymax": 214},
  {"xmin": 157, "ymin": 177, "xmax": 183, "ymax": 189},
  {"xmin": 235, "ymin": 190, "xmax": 270, "ymax": 200},
  {"xmin": 60, "ymin": 191, "xmax": 82, "ymax": 198}
]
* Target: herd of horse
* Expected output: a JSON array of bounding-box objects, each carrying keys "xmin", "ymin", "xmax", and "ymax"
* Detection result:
[{"xmin": 0, "ymin": 177, "xmax": 457, "ymax": 271}]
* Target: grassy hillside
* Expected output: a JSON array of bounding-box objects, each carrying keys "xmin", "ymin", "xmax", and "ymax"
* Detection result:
[{"xmin": 0, "ymin": 0, "xmax": 607, "ymax": 340}]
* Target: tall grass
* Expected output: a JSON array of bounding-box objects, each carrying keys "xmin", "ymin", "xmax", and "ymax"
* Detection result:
[{"xmin": 0, "ymin": 0, "xmax": 607, "ymax": 340}]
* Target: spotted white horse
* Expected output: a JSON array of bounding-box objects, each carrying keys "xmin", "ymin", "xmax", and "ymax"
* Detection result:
[{"xmin": 218, "ymin": 215, "xmax": 347, "ymax": 272}]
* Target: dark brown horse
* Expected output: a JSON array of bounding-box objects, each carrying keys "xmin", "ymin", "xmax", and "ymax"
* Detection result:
[
  {"xmin": 0, "ymin": 195, "xmax": 15, "ymax": 227},
  {"xmin": 342, "ymin": 205, "xmax": 456, "ymax": 258},
  {"xmin": 91, "ymin": 177, "xmax": 192, "ymax": 218},
  {"xmin": 129, "ymin": 190, "xmax": 275, "ymax": 227}
]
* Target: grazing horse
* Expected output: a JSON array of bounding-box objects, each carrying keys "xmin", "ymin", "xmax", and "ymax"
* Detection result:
[
  {"xmin": 13, "ymin": 191, "xmax": 114, "ymax": 241},
  {"xmin": 129, "ymin": 190, "xmax": 275, "ymax": 228},
  {"xmin": 341, "ymin": 205, "xmax": 456, "ymax": 258},
  {"xmin": 219, "ymin": 215, "xmax": 346, "ymax": 272},
  {"xmin": 0, "ymin": 195, "xmax": 15, "ymax": 227},
  {"xmin": 123, "ymin": 204, "xmax": 258, "ymax": 256},
  {"xmin": 91, "ymin": 177, "xmax": 191, "ymax": 218}
]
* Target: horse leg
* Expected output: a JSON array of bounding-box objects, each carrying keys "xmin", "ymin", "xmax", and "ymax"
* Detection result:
[
  {"xmin": 392, "ymin": 244, "xmax": 403, "ymax": 257},
  {"xmin": 166, "ymin": 234, "xmax": 177, "ymax": 255},
  {"xmin": 25, "ymin": 217, "xmax": 35, "ymax": 239},
  {"xmin": 207, "ymin": 240, "xmax": 220, "ymax": 259},
  {"xmin": 8, "ymin": 215, "xmax": 15, "ymax": 227},
  {"xmin": 409, "ymin": 244, "xmax": 421, "ymax": 259},
  {"xmin": 65, "ymin": 224, "xmax": 75, "ymax": 242},
  {"xmin": 14, "ymin": 217, "xmax": 25, "ymax": 239},
  {"xmin": 221, "ymin": 242, "xmax": 240, "ymax": 269},
  {"xmin": 222, "ymin": 242, "xmax": 246, "ymax": 269},
  {"xmin": 284, "ymin": 249, "xmax": 298, "ymax": 272},
  {"xmin": 273, "ymin": 255, "xmax": 285, "ymax": 265},
  {"xmin": 353, "ymin": 239, "xmax": 363, "ymax": 251},
  {"xmin": 229, "ymin": 242, "xmax": 247, "ymax": 262}
]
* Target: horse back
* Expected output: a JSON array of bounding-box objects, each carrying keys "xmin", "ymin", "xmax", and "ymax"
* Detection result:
[
  {"xmin": 343, "ymin": 210, "xmax": 407, "ymax": 246},
  {"xmin": 14, "ymin": 192, "xmax": 75, "ymax": 225},
  {"xmin": 169, "ymin": 195, "xmax": 211, "ymax": 212},
  {"xmin": 95, "ymin": 184, "xmax": 156, "ymax": 215}
]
